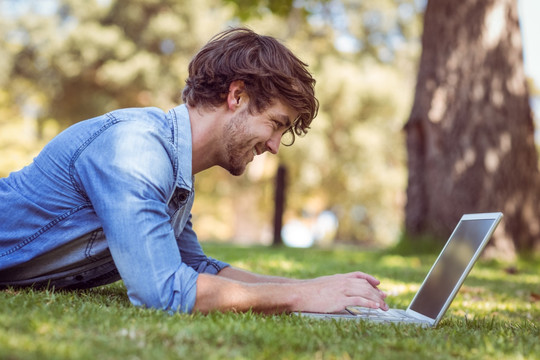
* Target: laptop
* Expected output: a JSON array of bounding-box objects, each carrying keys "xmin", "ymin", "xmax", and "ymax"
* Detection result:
[{"xmin": 299, "ymin": 212, "xmax": 503, "ymax": 327}]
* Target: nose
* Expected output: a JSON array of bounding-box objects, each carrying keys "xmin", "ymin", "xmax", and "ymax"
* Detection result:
[{"xmin": 265, "ymin": 132, "xmax": 281, "ymax": 155}]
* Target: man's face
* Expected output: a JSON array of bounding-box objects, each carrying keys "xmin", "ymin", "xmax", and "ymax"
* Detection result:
[{"xmin": 223, "ymin": 100, "xmax": 297, "ymax": 176}]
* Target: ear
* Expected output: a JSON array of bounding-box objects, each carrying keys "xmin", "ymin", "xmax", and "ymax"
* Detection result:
[{"xmin": 227, "ymin": 80, "xmax": 248, "ymax": 111}]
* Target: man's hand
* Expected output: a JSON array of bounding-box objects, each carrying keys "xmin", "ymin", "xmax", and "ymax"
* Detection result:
[
  {"xmin": 289, "ymin": 272, "xmax": 389, "ymax": 314},
  {"xmin": 193, "ymin": 268, "xmax": 388, "ymax": 314}
]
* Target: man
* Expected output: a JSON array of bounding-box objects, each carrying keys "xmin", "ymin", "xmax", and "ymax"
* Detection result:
[{"xmin": 0, "ymin": 28, "xmax": 388, "ymax": 314}]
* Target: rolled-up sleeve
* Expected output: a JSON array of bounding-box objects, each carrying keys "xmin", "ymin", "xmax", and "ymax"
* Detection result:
[{"xmin": 73, "ymin": 117, "xmax": 206, "ymax": 313}]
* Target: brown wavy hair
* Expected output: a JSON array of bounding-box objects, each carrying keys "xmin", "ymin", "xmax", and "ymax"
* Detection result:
[{"xmin": 182, "ymin": 27, "xmax": 318, "ymax": 145}]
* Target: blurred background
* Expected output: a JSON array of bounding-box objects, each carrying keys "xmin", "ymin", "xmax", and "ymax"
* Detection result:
[{"xmin": 0, "ymin": 0, "xmax": 538, "ymax": 257}]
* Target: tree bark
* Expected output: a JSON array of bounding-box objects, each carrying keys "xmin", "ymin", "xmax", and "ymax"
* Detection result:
[{"xmin": 405, "ymin": 0, "xmax": 539, "ymax": 259}]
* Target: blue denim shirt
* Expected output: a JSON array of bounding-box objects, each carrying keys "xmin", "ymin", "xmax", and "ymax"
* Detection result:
[{"xmin": 0, "ymin": 104, "xmax": 229, "ymax": 313}]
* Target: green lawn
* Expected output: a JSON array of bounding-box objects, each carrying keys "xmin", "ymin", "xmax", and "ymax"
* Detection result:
[{"xmin": 1, "ymin": 244, "xmax": 538, "ymax": 360}]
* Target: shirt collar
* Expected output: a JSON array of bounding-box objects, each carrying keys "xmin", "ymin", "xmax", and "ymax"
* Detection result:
[{"xmin": 168, "ymin": 104, "xmax": 193, "ymax": 191}]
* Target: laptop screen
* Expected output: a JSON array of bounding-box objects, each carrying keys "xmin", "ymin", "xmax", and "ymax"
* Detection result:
[{"xmin": 408, "ymin": 218, "xmax": 497, "ymax": 319}]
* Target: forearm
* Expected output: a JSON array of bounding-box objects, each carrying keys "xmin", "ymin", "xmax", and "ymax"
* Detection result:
[
  {"xmin": 193, "ymin": 270, "xmax": 389, "ymax": 315},
  {"xmin": 217, "ymin": 266, "xmax": 302, "ymax": 284},
  {"xmin": 193, "ymin": 273, "xmax": 299, "ymax": 314}
]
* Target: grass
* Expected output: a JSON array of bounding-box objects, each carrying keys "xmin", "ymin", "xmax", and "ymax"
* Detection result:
[{"xmin": 0, "ymin": 243, "xmax": 539, "ymax": 360}]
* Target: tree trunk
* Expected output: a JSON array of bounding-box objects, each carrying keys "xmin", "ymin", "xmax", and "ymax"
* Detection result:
[{"xmin": 405, "ymin": 0, "xmax": 539, "ymax": 259}]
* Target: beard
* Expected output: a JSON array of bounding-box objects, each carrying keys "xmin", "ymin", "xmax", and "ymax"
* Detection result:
[{"xmin": 223, "ymin": 109, "xmax": 254, "ymax": 176}]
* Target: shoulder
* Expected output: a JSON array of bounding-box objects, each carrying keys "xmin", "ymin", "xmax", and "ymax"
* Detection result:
[
  {"xmin": 107, "ymin": 107, "xmax": 169, "ymax": 131},
  {"xmin": 108, "ymin": 106, "xmax": 166, "ymax": 120}
]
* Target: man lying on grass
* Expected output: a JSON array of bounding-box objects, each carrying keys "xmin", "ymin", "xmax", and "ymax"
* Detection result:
[{"xmin": 0, "ymin": 27, "xmax": 388, "ymax": 315}]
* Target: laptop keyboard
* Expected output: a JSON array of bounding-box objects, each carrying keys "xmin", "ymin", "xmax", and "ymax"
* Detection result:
[{"xmin": 345, "ymin": 307, "xmax": 425, "ymax": 323}]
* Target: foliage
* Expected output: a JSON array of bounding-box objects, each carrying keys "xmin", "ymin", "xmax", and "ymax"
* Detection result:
[
  {"xmin": 0, "ymin": 0, "xmax": 424, "ymax": 245},
  {"xmin": 223, "ymin": 0, "xmax": 296, "ymax": 20},
  {"xmin": 0, "ymin": 243, "xmax": 539, "ymax": 359},
  {"xmin": 0, "ymin": 90, "xmax": 53, "ymax": 174},
  {"xmin": 1, "ymin": 0, "xmax": 235, "ymax": 126}
]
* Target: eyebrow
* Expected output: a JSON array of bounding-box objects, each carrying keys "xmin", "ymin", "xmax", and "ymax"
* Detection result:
[{"xmin": 274, "ymin": 114, "xmax": 292, "ymax": 128}]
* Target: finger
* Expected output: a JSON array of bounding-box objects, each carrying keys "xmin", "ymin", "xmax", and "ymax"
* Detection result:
[
  {"xmin": 345, "ymin": 280, "xmax": 387, "ymax": 304},
  {"xmin": 351, "ymin": 273, "xmax": 388, "ymax": 298},
  {"xmin": 349, "ymin": 297, "xmax": 388, "ymax": 310},
  {"xmin": 349, "ymin": 272, "xmax": 381, "ymax": 287}
]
